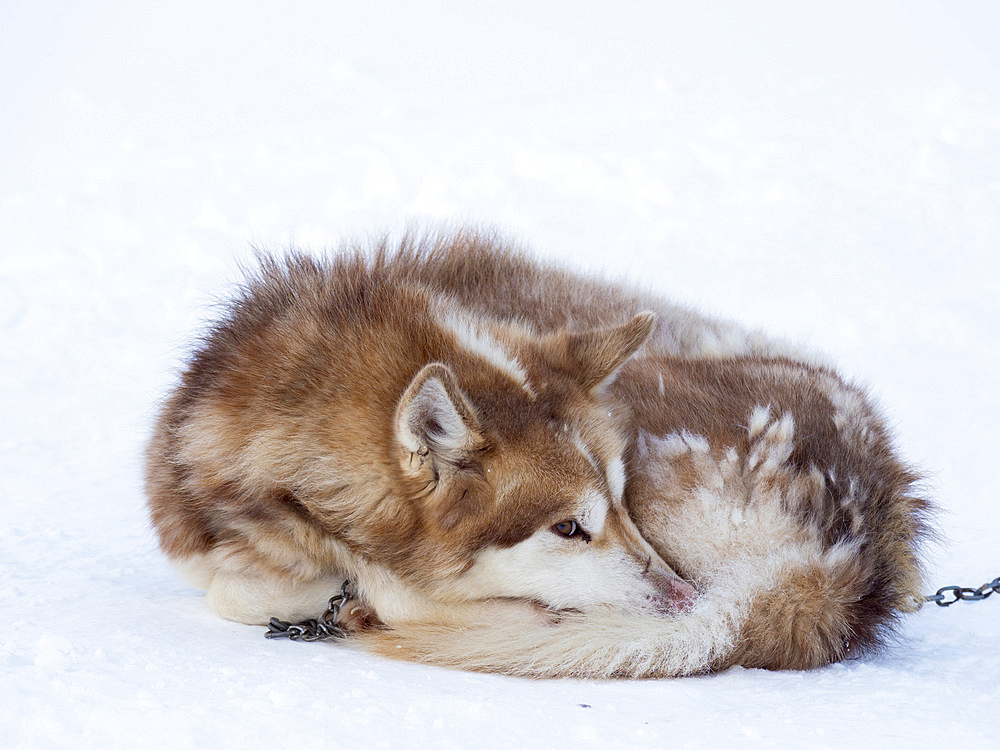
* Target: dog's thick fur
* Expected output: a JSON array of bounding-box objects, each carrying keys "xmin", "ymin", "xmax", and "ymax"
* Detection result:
[{"xmin": 146, "ymin": 230, "xmax": 931, "ymax": 678}]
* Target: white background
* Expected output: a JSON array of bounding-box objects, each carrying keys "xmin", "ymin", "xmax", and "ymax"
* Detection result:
[{"xmin": 2, "ymin": 2, "xmax": 998, "ymax": 747}]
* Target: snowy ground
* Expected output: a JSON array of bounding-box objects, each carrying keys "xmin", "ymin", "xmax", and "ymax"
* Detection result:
[{"xmin": 2, "ymin": 2, "xmax": 999, "ymax": 748}]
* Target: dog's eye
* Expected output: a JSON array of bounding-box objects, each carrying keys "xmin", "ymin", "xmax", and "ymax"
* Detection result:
[
  {"xmin": 551, "ymin": 520, "xmax": 592, "ymax": 543},
  {"xmin": 552, "ymin": 520, "xmax": 581, "ymax": 538}
]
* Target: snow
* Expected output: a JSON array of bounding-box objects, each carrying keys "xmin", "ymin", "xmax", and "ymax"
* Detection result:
[{"xmin": 2, "ymin": 1, "xmax": 999, "ymax": 747}]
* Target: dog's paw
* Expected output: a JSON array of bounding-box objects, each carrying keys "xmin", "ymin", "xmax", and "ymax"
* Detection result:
[{"xmin": 336, "ymin": 600, "xmax": 381, "ymax": 631}]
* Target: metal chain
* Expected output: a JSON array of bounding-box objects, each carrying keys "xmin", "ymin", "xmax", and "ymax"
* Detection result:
[
  {"xmin": 264, "ymin": 580, "xmax": 354, "ymax": 641},
  {"xmin": 923, "ymin": 575, "xmax": 1000, "ymax": 608}
]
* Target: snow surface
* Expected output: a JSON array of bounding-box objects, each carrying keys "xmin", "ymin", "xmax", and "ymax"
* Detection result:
[{"xmin": 2, "ymin": 1, "xmax": 999, "ymax": 748}]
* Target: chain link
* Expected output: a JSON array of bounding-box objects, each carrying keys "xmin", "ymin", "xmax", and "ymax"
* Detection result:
[
  {"xmin": 923, "ymin": 576, "xmax": 1000, "ymax": 608},
  {"xmin": 264, "ymin": 580, "xmax": 354, "ymax": 641}
]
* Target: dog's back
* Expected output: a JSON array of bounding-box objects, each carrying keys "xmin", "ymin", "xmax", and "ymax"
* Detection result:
[{"xmin": 396, "ymin": 228, "xmax": 817, "ymax": 362}]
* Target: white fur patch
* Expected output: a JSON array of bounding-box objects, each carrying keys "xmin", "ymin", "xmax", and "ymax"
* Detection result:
[
  {"xmin": 747, "ymin": 411, "xmax": 795, "ymax": 472},
  {"xmin": 572, "ymin": 433, "xmax": 600, "ymax": 473},
  {"xmin": 605, "ymin": 455, "xmax": 626, "ymax": 503},
  {"xmin": 579, "ymin": 490, "xmax": 608, "ymax": 536},
  {"xmin": 830, "ymin": 386, "xmax": 862, "ymax": 430},
  {"xmin": 438, "ymin": 309, "xmax": 535, "ymax": 397},
  {"xmin": 655, "ymin": 430, "xmax": 711, "ymax": 458},
  {"xmin": 572, "ymin": 434, "xmax": 625, "ymax": 505},
  {"xmin": 829, "ymin": 385, "xmax": 875, "ymax": 446},
  {"xmin": 747, "ymin": 404, "xmax": 772, "ymax": 441}
]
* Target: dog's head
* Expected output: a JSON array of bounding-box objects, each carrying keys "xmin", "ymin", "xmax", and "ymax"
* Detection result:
[{"xmin": 392, "ymin": 312, "xmax": 697, "ymax": 617}]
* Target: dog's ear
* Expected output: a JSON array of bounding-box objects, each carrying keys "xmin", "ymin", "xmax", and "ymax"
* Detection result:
[
  {"xmin": 545, "ymin": 312, "xmax": 655, "ymax": 392},
  {"xmin": 395, "ymin": 363, "xmax": 484, "ymax": 480}
]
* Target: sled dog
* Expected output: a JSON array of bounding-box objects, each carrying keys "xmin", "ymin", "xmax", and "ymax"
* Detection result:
[{"xmin": 146, "ymin": 231, "xmax": 930, "ymax": 678}]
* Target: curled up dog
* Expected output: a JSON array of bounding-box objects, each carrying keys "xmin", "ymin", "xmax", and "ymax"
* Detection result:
[{"xmin": 146, "ymin": 231, "xmax": 931, "ymax": 677}]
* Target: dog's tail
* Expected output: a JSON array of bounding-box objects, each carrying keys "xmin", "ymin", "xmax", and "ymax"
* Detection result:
[
  {"xmin": 715, "ymin": 537, "xmax": 923, "ymax": 671},
  {"xmin": 354, "ymin": 592, "xmax": 742, "ymax": 678}
]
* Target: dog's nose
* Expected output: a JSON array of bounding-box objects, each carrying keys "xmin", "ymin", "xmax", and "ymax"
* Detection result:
[
  {"xmin": 666, "ymin": 576, "xmax": 698, "ymax": 612},
  {"xmin": 647, "ymin": 568, "xmax": 698, "ymax": 614}
]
